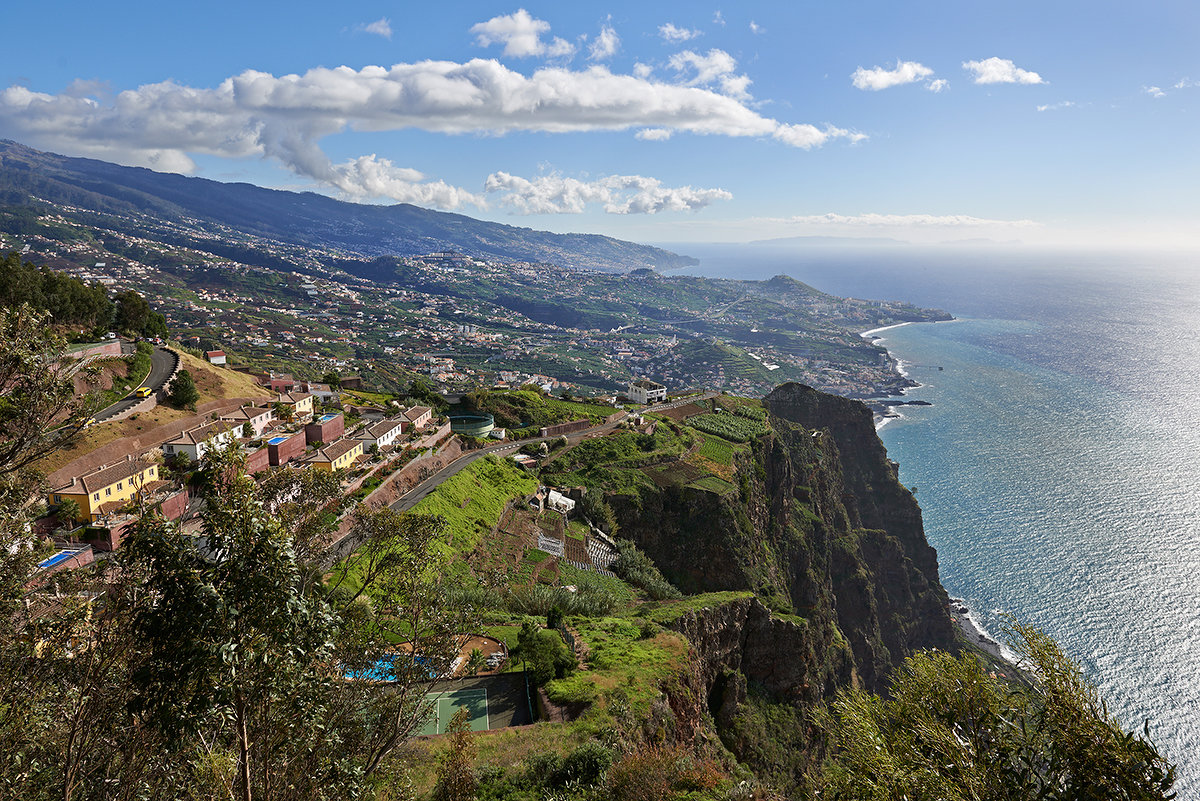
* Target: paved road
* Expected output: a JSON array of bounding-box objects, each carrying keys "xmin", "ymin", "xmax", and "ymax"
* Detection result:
[{"xmin": 93, "ymin": 346, "xmax": 178, "ymax": 421}]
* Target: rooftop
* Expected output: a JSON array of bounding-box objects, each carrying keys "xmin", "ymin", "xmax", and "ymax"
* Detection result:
[
  {"xmin": 165, "ymin": 420, "xmax": 234, "ymax": 446},
  {"xmin": 53, "ymin": 458, "xmax": 155, "ymax": 495},
  {"xmin": 312, "ymin": 438, "xmax": 361, "ymax": 463}
]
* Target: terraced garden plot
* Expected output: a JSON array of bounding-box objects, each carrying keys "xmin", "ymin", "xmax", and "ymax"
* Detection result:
[
  {"xmin": 687, "ymin": 412, "xmax": 770, "ymax": 443},
  {"xmin": 696, "ymin": 434, "xmax": 737, "ymax": 465},
  {"xmin": 652, "ymin": 402, "xmax": 707, "ymax": 422},
  {"xmin": 687, "ymin": 475, "xmax": 738, "ymax": 496},
  {"xmin": 469, "ymin": 505, "xmax": 539, "ymax": 583},
  {"xmin": 640, "ymin": 461, "xmax": 705, "ymax": 489}
]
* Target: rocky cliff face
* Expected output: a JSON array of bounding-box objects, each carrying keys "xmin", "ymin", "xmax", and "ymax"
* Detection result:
[
  {"xmin": 614, "ymin": 383, "xmax": 954, "ymax": 698},
  {"xmin": 607, "ymin": 384, "xmax": 956, "ymax": 794}
]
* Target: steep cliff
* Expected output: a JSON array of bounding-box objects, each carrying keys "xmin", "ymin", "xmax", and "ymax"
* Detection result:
[{"xmin": 613, "ymin": 383, "xmax": 953, "ymax": 698}]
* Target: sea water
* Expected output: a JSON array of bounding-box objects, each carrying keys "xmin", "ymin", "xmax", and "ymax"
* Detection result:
[{"xmin": 675, "ymin": 245, "xmax": 1200, "ymax": 793}]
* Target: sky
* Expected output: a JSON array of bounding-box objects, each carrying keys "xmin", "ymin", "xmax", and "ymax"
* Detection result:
[{"xmin": 1, "ymin": 1, "xmax": 1198, "ymax": 248}]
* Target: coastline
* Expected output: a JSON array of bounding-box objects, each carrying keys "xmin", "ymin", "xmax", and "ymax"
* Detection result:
[
  {"xmin": 860, "ymin": 320, "xmax": 914, "ymax": 338},
  {"xmin": 860, "ymin": 323, "xmax": 919, "ymax": 430},
  {"xmin": 948, "ymin": 597, "xmax": 1010, "ymax": 662},
  {"xmin": 867, "ymin": 321, "xmax": 1021, "ymax": 673}
]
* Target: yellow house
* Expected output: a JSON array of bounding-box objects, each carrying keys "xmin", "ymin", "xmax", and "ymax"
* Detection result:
[
  {"xmin": 309, "ymin": 438, "xmax": 364, "ymax": 472},
  {"xmin": 276, "ymin": 391, "xmax": 315, "ymax": 420},
  {"xmin": 50, "ymin": 458, "xmax": 159, "ymax": 522}
]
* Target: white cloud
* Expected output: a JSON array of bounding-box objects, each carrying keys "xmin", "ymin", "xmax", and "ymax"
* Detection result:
[
  {"xmin": 659, "ymin": 22, "xmax": 700, "ymax": 43},
  {"xmin": 777, "ymin": 212, "xmax": 1040, "ymax": 228},
  {"xmin": 470, "ymin": 9, "xmax": 573, "ymax": 59},
  {"xmin": 329, "ymin": 154, "xmax": 482, "ymax": 208},
  {"xmin": 713, "ymin": 10, "xmax": 725, "ymax": 26},
  {"xmin": 1144, "ymin": 86, "xmax": 1166, "ymax": 98},
  {"xmin": 632, "ymin": 62, "xmax": 653, "ymax": 79},
  {"xmin": 927, "ymin": 78, "xmax": 949, "ymax": 93},
  {"xmin": 963, "ymin": 57, "xmax": 1044, "ymax": 85},
  {"xmin": 851, "ymin": 60, "xmax": 934, "ymax": 91},
  {"xmin": 589, "ymin": 24, "xmax": 619, "ymax": 61},
  {"xmin": 1174, "ymin": 78, "xmax": 1198, "ymax": 89},
  {"xmin": 669, "ymin": 48, "xmax": 752, "ymax": 99},
  {"xmin": 362, "ymin": 18, "xmax": 392, "ymax": 39},
  {"xmin": 636, "ymin": 128, "xmax": 672, "ymax": 140},
  {"xmin": 749, "ymin": 21, "xmax": 763, "ymax": 34},
  {"xmin": 0, "ymin": 58, "xmax": 862, "ymax": 205},
  {"xmin": 774, "ymin": 123, "xmax": 866, "ymax": 148},
  {"xmin": 484, "ymin": 171, "xmax": 731, "ymax": 214},
  {"xmin": 1036, "ymin": 100, "xmax": 1075, "ymax": 111}
]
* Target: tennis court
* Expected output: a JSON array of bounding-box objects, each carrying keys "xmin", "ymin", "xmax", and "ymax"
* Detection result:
[{"xmin": 416, "ymin": 687, "xmax": 490, "ymax": 735}]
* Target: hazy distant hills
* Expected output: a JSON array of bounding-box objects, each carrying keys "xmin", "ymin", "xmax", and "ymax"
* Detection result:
[{"xmin": 0, "ymin": 140, "xmax": 696, "ymax": 272}]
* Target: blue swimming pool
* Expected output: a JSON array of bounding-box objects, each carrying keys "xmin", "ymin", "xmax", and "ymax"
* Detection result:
[{"xmin": 37, "ymin": 550, "xmax": 76, "ymax": 570}]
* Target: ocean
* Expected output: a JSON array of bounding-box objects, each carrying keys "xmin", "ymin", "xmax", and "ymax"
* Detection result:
[{"xmin": 674, "ymin": 243, "xmax": 1200, "ymax": 793}]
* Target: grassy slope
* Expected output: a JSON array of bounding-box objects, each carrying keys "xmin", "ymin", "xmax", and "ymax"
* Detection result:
[{"xmin": 334, "ymin": 455, "xmax": 538, "ymax": 597}]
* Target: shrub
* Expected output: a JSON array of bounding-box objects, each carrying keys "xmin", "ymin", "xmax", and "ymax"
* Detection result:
[
  {"xmin": 559, "ymin": 742, "xmax": 613, "ymax": 785},
  {"xmin": 510, "ymin": 622, "xmax": 574, "ymax": 686},
  {"xmin": 611, "ymin": 540, "xmax": 680, "ymax": 600}
]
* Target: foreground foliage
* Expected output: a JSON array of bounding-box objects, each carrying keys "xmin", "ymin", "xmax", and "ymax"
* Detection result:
[
  {"xmin": 0, "ymin": 309, "xmax": 465, "ymax": 801},
  {"xmin": 820, "ymin": 623, "xmax": 1176, "ymax": 800}
]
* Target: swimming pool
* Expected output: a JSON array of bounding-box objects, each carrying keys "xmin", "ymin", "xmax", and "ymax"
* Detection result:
[{"xmin": 37, "ymin": 550, "xmax": 77, "ymax": 570}]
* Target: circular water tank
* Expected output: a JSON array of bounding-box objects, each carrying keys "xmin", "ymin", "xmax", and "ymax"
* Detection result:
[{"xmin": 450, "ymin": 414, "xmax": 495, "ymax": 437}]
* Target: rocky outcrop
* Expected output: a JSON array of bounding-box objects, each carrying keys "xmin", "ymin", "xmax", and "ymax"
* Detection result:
[
  {"xmin": 764, "ymin": 382, "xmax": 955, "ymax": 685},
  {"xmin": 613, "ymin": 382, "xmax": 954, "ymax": 697},
  {"xmin": 665, "ymin": 596, "xmax": 855, "ymax": 711}
]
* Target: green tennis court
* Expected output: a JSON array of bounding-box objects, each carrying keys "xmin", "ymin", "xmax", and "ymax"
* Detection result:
[{"xmin": 416, "ymin": 687, "xmax": 489, "ymax": 735}]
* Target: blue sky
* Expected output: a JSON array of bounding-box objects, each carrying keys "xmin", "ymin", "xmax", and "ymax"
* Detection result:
[{"xmin": 2, "ymin": 1, "xmax": 1198, "ymax": 247}]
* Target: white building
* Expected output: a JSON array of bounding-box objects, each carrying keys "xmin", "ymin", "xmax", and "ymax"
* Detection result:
[
  {"xmin": 163, "ymin": 421, "xmax": 237, "ymax": 462},
  {"xmin": 628, "ymin": 379, "xmax": 667, "ymax": 404},
  {"xmin": 358, "ymin": 417, "xmax": 406, "ymax": 450},
  {"xmin": 402, "ymin": 405, "xmax": 433, "ymax": 429},
  {"xmin": 219, "ymin": 405, "xmax": 275, "ymax": 438},
  {"xmin": 547, "ymin": 489, "xmax": 576, "ymax": 515}
]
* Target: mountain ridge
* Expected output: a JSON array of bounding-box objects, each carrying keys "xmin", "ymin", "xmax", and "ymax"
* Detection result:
[{"xmin": 0, "ymin": 139, "xmax": 697, "ymax": 272}]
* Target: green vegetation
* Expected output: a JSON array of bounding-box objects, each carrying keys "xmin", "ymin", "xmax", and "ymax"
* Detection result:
[
  {"xmin": 411, "ymin": 456, "xmax": 537, "ymax": 564},
  {"xmin": 561, "ymin": 616, "xmax": 689, "ymax": 713},
  {"xmin": 638, "ymin": 591, "xmax": 756, "ymax": 624},
  {"xmin": 688, "ymin": 411, "xmax": 770, "ymax": 443},
  {"xmin": 511, "ymin": 621, "xmax": 575, "ymax": 685},
  {"xmin": 114, "ymin": 289, "xmax": 168, "ymax": 337},
  {"xmin": 610, "ymin": 540, "xmax": 681, "ymax": 601},
  {"xmin": 687, "ymin": 475, "xmax": 737, "ymax": 495},
  {"xmin": 0, "ymin": 251, "xmax": 112, "ymax": 333},
  {"xmin": 460, "ymin": 388, "xmax": 614, "ymax": 432},
  {"xmin": 821, "ymin": 621, "xmax": 1176, "ymax": 799},
  {"xmin": 506, "ymin": 581, "xmax": 618, "ymax": 618},
  {"xmin": 166, "ymin": 369, "xmax": 200, "ymax": 410},
  {"xmin": 335, "ymin": 455, "xmax": 536, "ymax": 598},
  {"xmin": 696, "ymin": 434, "xmax": 737, "ymax": 465}
]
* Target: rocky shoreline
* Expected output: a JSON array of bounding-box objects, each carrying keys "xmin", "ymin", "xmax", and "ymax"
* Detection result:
[
  {"xmin": 948, "ymin": 597, "xmax": 1007, "ymax": 661},
  {"xmin": 857, "ymin": 323, "xmax": 946, "ymax": 426}
]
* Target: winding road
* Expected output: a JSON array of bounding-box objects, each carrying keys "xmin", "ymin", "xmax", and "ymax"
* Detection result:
[{"xmin": 93, "ymin": 345, "xmax": 178, "ymax": 422}]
